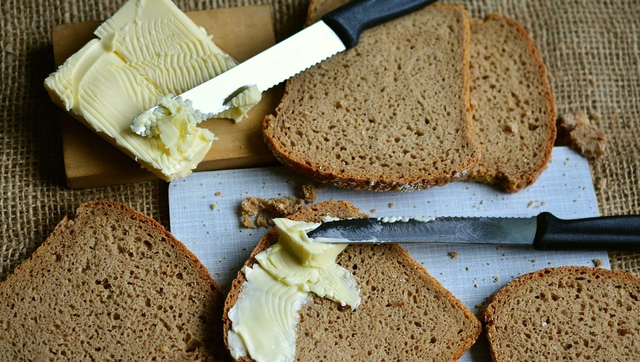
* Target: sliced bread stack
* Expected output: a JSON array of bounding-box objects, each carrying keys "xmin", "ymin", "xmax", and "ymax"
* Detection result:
[
  {"xmin": 223, "ymin": 200, "xmax": 482, "ymax": 361},
  {"xmin": 483, "ymin": 266, "xmax": 640, "ymax": 361},
  {"xmin": 264, "ymin": 1, "xmax": 556, "ymax": 192},
  {"xmin": 0, "ymin": 202, "xmax": 224, "ymax": 361}
]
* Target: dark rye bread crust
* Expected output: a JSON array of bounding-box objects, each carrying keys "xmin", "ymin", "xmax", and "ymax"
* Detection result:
[
  {"xmin": 483, "ymin": 266, "xmax": 640, "ymax": 361},
  {"xmin": 223, "ymin": 200, "xmax": 481, "ymax": 362},
  {"xmin": 467, "ymin": 14, "xmax": 556, "ymax": 192},
  {"xmin": 0, "ymin": 201, "xmax": 224, "ymax": 362},
  {"xmin": 263, "ymin": 4, "xmax": 479, "ymax": 192}
]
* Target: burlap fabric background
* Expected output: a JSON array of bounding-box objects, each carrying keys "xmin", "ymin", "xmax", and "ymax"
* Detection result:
[{"xmin": 1, "ymin": 0, "xmax": 639, "ymax": 281}]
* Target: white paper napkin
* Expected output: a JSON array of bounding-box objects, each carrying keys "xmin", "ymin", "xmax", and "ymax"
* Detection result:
[{"xmin": 169, "ymin": 146, "xmax": 608, "ymax": 361}]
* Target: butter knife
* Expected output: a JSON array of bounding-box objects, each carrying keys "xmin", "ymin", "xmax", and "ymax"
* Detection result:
[
  {"xmin": 305, "ymin": 213, "xmax": 640, "ymax": 250},
  {"xmin": 132, "ymin": 0, "xmax": 437, "ymax": 130}
]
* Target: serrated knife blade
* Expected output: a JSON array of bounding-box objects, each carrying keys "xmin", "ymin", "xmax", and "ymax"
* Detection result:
[
  {"xmin": 170, "ymin": 21, "xmax": 347, "ymax": 116},
  {"xmin": 132, "ymin": 0, "xmax": 438, "ymax": 129},
  {"xmin": 305, "ymin": 213, "xmax": 640, "ymax": 251},
  {"xmin": 307, "ymin": 217, "xmax": 538, "ymax": 245}
]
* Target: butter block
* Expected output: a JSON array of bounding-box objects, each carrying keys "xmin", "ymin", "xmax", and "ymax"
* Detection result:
[{"xmin": 44, "ymin": 0, "xmax": 260, "ymax": 181}]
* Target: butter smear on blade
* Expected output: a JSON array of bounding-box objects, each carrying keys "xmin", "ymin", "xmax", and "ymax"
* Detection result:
[
  {"xmin": 227, "ymin": 218, "xmax": 361, "ymax": 362},
  {"xmin": 44, "ymin": 0, "xmax": 262, "ymax": 181}
]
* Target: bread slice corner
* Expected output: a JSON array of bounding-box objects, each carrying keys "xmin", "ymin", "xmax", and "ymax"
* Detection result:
[
  {"xmin": 483, "ymin": 266, "xmax": 640, "ymax": 361},
  {"xmin": 224, "ymin": 200, "xmax": 481, "ymax": 361}
]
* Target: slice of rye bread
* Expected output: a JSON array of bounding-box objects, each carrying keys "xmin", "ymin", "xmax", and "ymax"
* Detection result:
[
  {"xmin": 0, "ymin": 202, "xmax": 224, "ymax": 362},
  {"xmin": 483, "ymin": 266, "xmax": 640, "ymax": 361},
  {"xmin": 263, "ymin": 4, "xmax": 480, "ymax": 192},
  {"xmin": 467, "ymin": 14, "xmax": 556, "ymax": 192},
  {"xmin": 223, "ymin": 200, "xmax": 481, "ymax": 361}
]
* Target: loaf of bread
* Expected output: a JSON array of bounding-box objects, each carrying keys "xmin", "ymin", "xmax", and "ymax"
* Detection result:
[
  {"xmin": 0, "ymin": 202, "xmax": 224, "ymax": 361},
  {"xmin": 223, "ymin": 200, "xmax": 481, "ymax": 361},
  {"xmin": 263, "ymin": 4, "xmax": 480, "ymax": 191},
  {"xmin": 483, "ymin": 266, "xmax": 640, "ymax": 361},
  {"xmin": 467, "ymin": 14, "xmax": 556, "ymax": 192}
]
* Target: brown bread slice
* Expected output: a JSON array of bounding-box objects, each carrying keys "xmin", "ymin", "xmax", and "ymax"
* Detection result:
[
  {"xmin": 223, "ymin": 200, "xmax": 481, "ymax": 361},
  {"xmin": 263, "ymin": 4, "xmax": 480, "ymax": 191},
  {"xmin": 483, "ymin": 266, "xmax": 640, "ymax": 361},
  {"xmin": 0, "ymin": 202, "xmax": 224, "ymax": 362},
  {"xmin": 467, "ymin": 14, "xmax": 556, "ymax": 192}
]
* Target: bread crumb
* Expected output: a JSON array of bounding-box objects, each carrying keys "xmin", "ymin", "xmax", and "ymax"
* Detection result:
[
  {"xmin": 448, "ymin": 252, "xmax": 459, "ymax": 259},
  {"xmin": 588, "ymin": 77, "xmax": 596, "ymax": 86},
  {"xmin": 388, "ymin": 203, "xmax": 394, "ymax": 208},
  {"xmin": 370, "ymin": 208, "xmax": 377, "ymax": 213},
  {"xmin": 215, "ymin": 191, "xmax": 222, "ymax": 196},
  {"xmin": 593, "ymin": 259, "xmax": 604, "ymax": 267},
  {"xmin": 470, "ymin": 99, "xmax": 478, "ymax": 110},
  {"xmin": 336, "ymin": 100, "xmax": 349, "ymax": 109},
  {"xmin": 596, "ymin": 177, "xmax": 608, "ymax": 190},
  {"xmin": 465, "ymin": 267, "xmax": 470, "ymax": 271},
  {"xmin": 300, "ymin": 183, "xmax": 317, "ymax": 203},
  {"xmin": 492, "ymin": 276, "xmax": 500, "ymax": 283},
  {"xmin": 527, "ymin": 201, "xmax": 534, "ymax": 208},
  {"xmin": 556, "ymin": 111, "xmax": 606, "ymax": 159},
  {"xmin": 241, "ymin": 196, "xmax": 306, "ymax": 228},
  {"xmin": 503, "ymin": 122, "xmax": 519, "ymax": 134},
  {"xmin": 210, "ymin": 203, "xmax": 217, "ymax": 211}
]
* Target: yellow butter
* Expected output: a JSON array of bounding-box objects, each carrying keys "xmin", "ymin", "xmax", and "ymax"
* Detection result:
[
  {"xmin": 228, "ymin": 218, "xmax": 361, "ymax": 362},
  {"xmin": 44, "ymin": 0, "xmax": 260, "ymax": 181},
  {"xmin": 273, "ymin": 218, "xmax": 346, "ymax": 267},
  {"xmin": 257, "ymin": 242, "xmax": 360, "ymax": 308},
  {"xmin": 227, "ymin": 264, "xmax": 311, "ymax": 362}
]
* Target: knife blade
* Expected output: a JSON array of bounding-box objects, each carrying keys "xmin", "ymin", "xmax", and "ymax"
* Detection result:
[
  {"xmin": 306, "ymin": 213, "xmax": 640, "ymax": 251},
  {"xmin": 131, "ymin": 0, "xmax": 437, "ymax": 131}
]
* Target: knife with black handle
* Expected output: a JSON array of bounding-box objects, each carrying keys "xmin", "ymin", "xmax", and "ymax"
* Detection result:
[
  {"xmin": 305, "ymin": 213, "xmax": 640, "ymax": 251},
  {"xmin": 132, "ymin": 0, "xmax": 438, "ymax": 132}
]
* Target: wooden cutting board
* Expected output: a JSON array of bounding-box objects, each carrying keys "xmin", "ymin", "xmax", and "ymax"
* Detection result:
[{"xmin": 51, "ymin": 5, "xmax": 281, "ymax": 188}]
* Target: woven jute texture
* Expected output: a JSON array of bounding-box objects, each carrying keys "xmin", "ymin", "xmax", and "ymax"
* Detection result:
[{"xmin": 0, "ymin": 0, "xmax": 639, "ymax": 281}]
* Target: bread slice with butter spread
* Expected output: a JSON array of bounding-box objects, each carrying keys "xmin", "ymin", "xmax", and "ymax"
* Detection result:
[
  {"xmin": 483, "ymin": 266, "xmax": 640, "ymax": 361},
  {"xmin": 0, "ymin": 202, "xmax": 224, "ymax": 361},
  {"xmin": 263, "ymin": 4, "xmax": 480, "ymax": 191},
  {"xmin": 223, "ymin": 200, "xmax": 481, "ymax": 362}
]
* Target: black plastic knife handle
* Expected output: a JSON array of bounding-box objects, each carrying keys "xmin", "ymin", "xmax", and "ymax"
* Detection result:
[
  {"xmin": 322, "ymin": 0, "xmax": 438, "ymax": 49},
  {"xmin": 533, "ymin": 212, "xmax": 640, "ymax": 251}
]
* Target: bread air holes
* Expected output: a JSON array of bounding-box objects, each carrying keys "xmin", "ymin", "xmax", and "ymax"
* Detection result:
[{"xmin": 143, "ymin": 240, "xmax": 153, "ymax": 251}]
